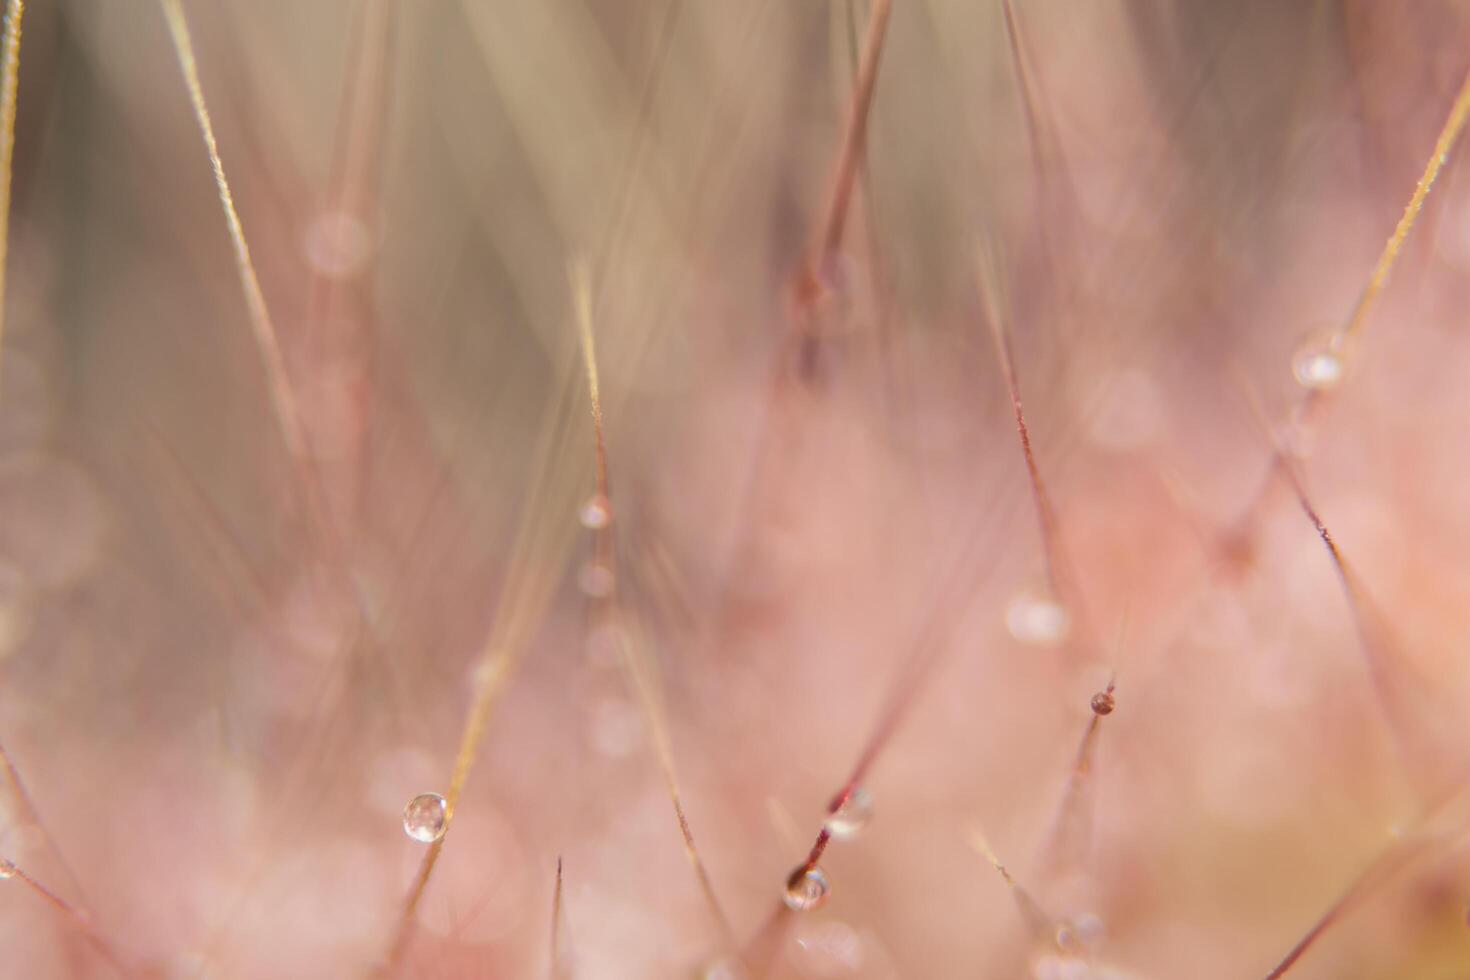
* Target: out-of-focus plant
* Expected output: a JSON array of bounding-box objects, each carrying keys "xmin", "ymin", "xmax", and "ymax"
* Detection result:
[{"xmin": 1, "ymin": 3, "xmax": 1470, "ymax": 979}]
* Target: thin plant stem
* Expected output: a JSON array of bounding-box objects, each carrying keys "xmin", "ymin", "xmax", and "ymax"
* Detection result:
[
  {"xmin": 4, "ymin": 859, "xmax": 127, "ymax": 976},
  {"xmin": 1231, "ymin": 65, "xmax": 1470, "ymax": 547},
  {"xmin": 791, "ymin": 0, "xmax": 893, "ymax": 376},
  {"xmin": 0, "ymin": 739, "xmax": 89, "ymax": 918},
  {"xmin": 158, "ymin": 0, "xmax": 310, "ymax": 465},
  {"xmin": 383, "ymin": 295, "xmax": 596, "ymax": 970},
  {"xmin": 976, "ymin": 244, "xmax": 1072, "ymax": 606},
  {"xmin": 1040, "ymin": 674, "xmax": 1116, "ymax": 874},
  {"xmin": 571, "ymin": 259, "xmax": 737, "ymax": 951},
  {"xmin": 970, "ymin": 827, "xmax": 1057, "ymax": 945},
  {"xmin": 0, "ymin": 0, "xmax": 21, "ymax": 399},
  {"xmin": 547, "ymin": 856, "xmax": 565, "ymax": 979}
]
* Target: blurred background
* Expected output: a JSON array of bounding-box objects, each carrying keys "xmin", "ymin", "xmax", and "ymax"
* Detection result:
[{"xmin": 3, "ymin": 1, "xmax": 1470, "ymax": 977}]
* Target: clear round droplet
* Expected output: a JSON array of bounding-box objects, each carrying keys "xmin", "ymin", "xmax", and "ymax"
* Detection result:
[
  {"xmin": 1005, "ymin": 592, "xmax": 1070, "ymax": 647},
  {"xmin": 579, "ymin": 494, "xmax": 611, "ymax": 530},
  {"xmin": 824, "ymin": 787, "xmax": 873, "ymax": 840},
  {"xmin": 784, "ymin": 865, "xmax": 831, "ymax": 912},
  {"xmin": 0, "ymin": 858, "xmax": 15, "ymax": 879},
  {"xmin": 1291, "ymin": 343, "xmax": 1344, "ymax": 390},
  {"xmin": 403, "ymin": 792, "xmax": 448, "ymax": 843},
  {"xmin": 1090, "ymin": 692, "xmax": 1115, "ymax": 716}
]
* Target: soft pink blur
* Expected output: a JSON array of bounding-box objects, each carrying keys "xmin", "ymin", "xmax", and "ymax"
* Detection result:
[{"xmin": 1, "ymin": 3, "xmax": 1470, "ymax": 978}]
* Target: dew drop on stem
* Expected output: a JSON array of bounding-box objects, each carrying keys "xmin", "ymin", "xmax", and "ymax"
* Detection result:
[
  {"xmin": 579, "ymin": 494, "xmax": 611, "ymax": 530},
  {"xmin": 403, "ymin": 792, "xmax": 448, "ymax": 843},
  {"xmin": 825, "ymin": 787, "xmax": 873, "ymax": 840},
  {"xmin": 1292, "ymin": 337, "xmax": 1345, "ymax": 390},
  {"xmin": 784, "ymin": 865, "xmax": 831, "ymax": 912}
]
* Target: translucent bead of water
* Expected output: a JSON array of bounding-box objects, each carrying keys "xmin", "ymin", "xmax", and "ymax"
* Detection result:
[
  {"xmin": 784, "ymin": 865, "xmax": 831, "ymax": 912},
  {"xmin": 825, "ymin": 787, "xmax": 873, "ymax": 840},
  {"xmin": 403, "ymin": 792, "xmax": 448, "ymax": 843},
  {"xmin": 579, "ymin": 494, "xmax": 611, "ymax": 530},
  {"xmin": 1292, "ymin": 343, "xmax": 1344, "ymax": 390}
]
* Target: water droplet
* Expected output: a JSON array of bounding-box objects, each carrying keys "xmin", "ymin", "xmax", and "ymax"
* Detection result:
[
  {"xmin": 579, "ymin": 494, "xmax": 611, "ymax": 530},
  {"xmin": 579, "ymin": 561, "xmax": 615, "ymax": 598},
  {"xmin": 784, "ymin": 865, "xmax": 831, "ymax": 912},
  {"xmin": 1006, "ymin": 592, "xmax": 1070, "ymax": 647},
  {"xmin": 1291, "ymin": 342, "xmax": 1344, "ymax": 390},
  {"xmin": 1054, "ymin": 924, "xmax": 1079, "ymax": 953},
  {"xmin": 0, "ymin": 858, "xmax": 16, "ymax": 879},
  {"xmin": 1090, "ymin": 692, "xmax": 1115, "ymax": 716},
  {"xmin": 403, "ymin": 793, "xmax": 448, "ymax": 843},
  {"xmin": 825, "ymin": 787, "xmax": 873, "ymax": 840}
]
